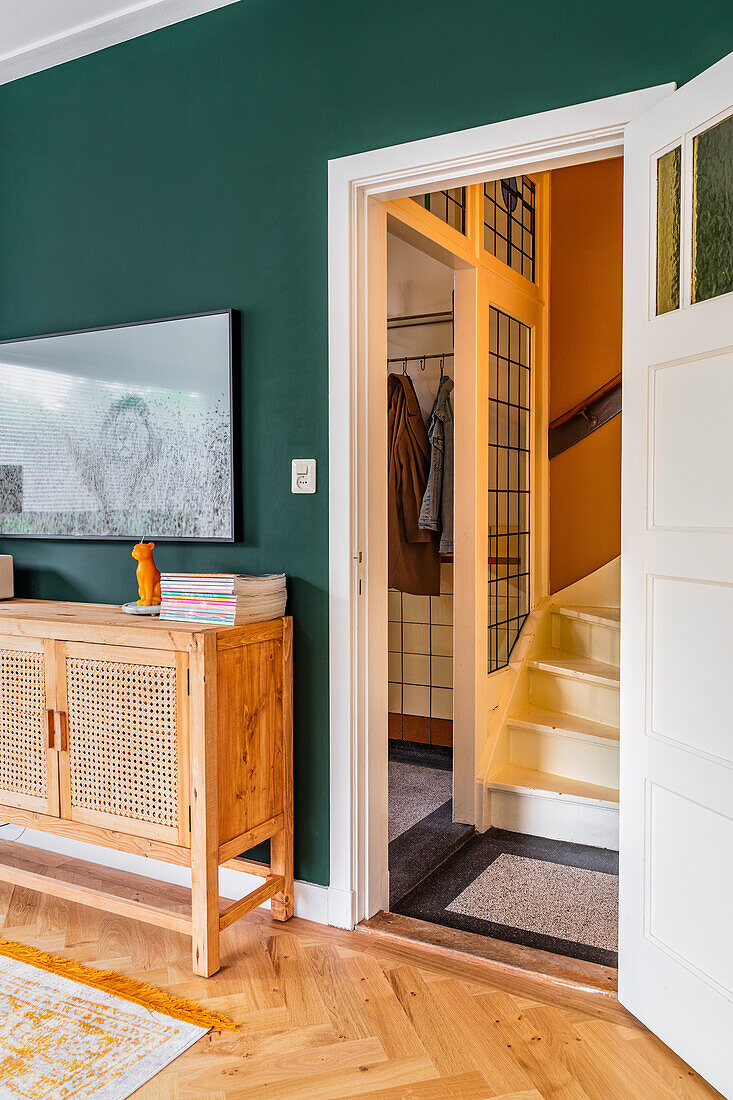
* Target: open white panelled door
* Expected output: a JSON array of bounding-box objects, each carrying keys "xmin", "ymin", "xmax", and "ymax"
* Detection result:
[{"xmin": 621, "ymin": 50, "xmax": 733, "ymax": 1097}]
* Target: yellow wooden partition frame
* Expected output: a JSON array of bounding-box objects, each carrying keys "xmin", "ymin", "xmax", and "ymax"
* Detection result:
[{"xmin": 383, "ymin": 177, "xmax": 549, "ymax": 823}]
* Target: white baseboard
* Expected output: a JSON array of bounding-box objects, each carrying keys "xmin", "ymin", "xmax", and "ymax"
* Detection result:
[
  {"xmin": 326, "ymin": 886, "xmax": 356, "ymax": 930},
  {"xmin": 2, "ymin": 825, "xmax": 332, "ymax": 925},
  {"xmin": 475, "ymin": 780, "xmax": 490, "ymax": 833}
]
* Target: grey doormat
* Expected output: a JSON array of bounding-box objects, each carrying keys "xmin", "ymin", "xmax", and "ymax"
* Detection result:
[{"xmin": 393, "ymin": 827, "xmax": 619, "ymax": 967}]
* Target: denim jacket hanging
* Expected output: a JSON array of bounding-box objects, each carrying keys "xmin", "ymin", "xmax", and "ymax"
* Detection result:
[{"xmin": 418, "ymin": 374, "xmax": 454, "ymax": 555}]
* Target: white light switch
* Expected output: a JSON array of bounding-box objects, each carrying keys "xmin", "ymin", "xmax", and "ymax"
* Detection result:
[{"xmin": 291, "ymin": 459, "xmax": 316, "ymax": 494}]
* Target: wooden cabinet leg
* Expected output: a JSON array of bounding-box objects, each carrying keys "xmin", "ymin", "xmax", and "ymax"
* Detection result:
[
  {"xmin": 271, "ymin": 618, "xmax": 294, "ymax": 921},
  {"xmin": 190, "ymin": 632, "xmax": 221, "ymax": 975},
  {"xmin": 270, "ymin": 822, "xmax": 293, "ymax": 921},
  {"xmin": 191, "ymin": 853, "xmax": 220, "ymax": 976}
]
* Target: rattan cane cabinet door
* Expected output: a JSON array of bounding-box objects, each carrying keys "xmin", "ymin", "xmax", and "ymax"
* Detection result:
[
  {"xmin": 0, "ymin": 637, "xmax": 57, "ymax": 814},
  {"xmin": 58, "ymin": 644, "xmax": 189, "ymax": 845}
]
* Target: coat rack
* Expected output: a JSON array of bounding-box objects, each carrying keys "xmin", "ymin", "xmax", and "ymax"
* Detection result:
[{"xmin": 387, "ymin": 352, "xmax": 453, "ymax": 376}]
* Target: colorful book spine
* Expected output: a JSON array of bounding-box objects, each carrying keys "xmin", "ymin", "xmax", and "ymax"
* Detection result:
[{"xmin": 159, "ymin": 573, "xmax": 286, "ymax": 624}]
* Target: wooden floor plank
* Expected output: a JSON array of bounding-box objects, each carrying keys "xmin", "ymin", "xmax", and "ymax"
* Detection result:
[
  {"xmin": 163, "ymin": 1036, "xmax": 387, "ymax": 1094},
  {"xmin": 475, "ymin": 991, "xmax": 591, "ymax": 1100},
  {"xmin": 0, "ymin": 880, "xmax": 720, "ymax": 1099},
  {"xmin": 387, "ymin": 965, "xmax": 479, "ymax": 1079},
  {"xmin": 236, "ymin": 1055, "xmax": 438, "ymax": 1100},
  {"xmin": 341, "ymin": 953, "xmax": 427, "ymax": 1061},
  {"xmin": 357, "ymin": 1074, "xmax": 533, "ymax": 1100},
  {"xmin": 427, "ymin": 976, "xmax": 536, "ymax": 1095},
  {"xmin": 625, "ymin": 1031, "xmax": 719, "ymax": 1100},
  {"xmin": 266, "ymin": 930, "xmax": 334, "ymax": 1030},
  {"xmin": 519, "ymin": 1003, "xmax": 712, "ymax": 1100},
  {"xmin": 575, "ymin": 1019, "xmax": 720, "ymax": 1099},
  {"xmin": 305, "ymin": 942, "xmax": 377, "ymax": 1042},
  {"xmin": 132, "ymin": 1073, "xmax": 180, "ymax": 1099}
]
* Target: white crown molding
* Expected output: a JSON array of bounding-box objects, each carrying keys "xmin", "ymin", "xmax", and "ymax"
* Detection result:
[{"xmin": 0, "ymin": 0, "xmax": 242, "ymax": 87}]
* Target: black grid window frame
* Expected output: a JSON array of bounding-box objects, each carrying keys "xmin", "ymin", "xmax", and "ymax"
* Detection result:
[
  {"xmin": 487, "ymin": 307, "xmax": 531, "ymax": 674},
  {"xmin": 484, "ymin": 177, "xmax": 536, "ymax": 282},
  {"xmin": 413, "ymin": 187, "xmax": 467, "ymax": 235}
]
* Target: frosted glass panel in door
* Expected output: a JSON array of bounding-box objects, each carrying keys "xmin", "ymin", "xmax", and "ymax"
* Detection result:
[
  {"xmin": 656, "ymin": 146, "xmax": 681, "ymax": 315},
  {"xmin": 692, "ymin": 112, "xmax": 733, "ymax": 303}
]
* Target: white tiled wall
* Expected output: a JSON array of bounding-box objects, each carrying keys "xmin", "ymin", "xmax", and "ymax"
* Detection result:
[{"xmin": 388, "ymin": 562, "xmax": 453, "ymax": 719}]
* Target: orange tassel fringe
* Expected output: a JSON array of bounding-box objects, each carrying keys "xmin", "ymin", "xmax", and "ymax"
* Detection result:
[{"xmin": 0, "ymin": 937, "xmax": 237, "ymax": 1031}]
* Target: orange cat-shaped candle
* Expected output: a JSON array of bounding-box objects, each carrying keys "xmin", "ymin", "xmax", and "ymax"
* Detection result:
[{"xmin": 131, "ymin": 540, "xmax": 161, "ymax": 607}]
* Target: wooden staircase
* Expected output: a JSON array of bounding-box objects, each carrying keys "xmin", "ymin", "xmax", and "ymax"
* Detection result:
[{"xmin": 485, "ymin": 600, "xmax": 620, "ymax": 850}]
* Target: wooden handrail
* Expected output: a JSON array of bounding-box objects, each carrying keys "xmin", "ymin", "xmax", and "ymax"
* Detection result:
[{"xmin": 549, "ymin": 372, "xmax": 622, "ymax": 432}]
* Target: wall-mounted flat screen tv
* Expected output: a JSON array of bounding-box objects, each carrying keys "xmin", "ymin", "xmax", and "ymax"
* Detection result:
[{"xmin": 0, "ymin": 310, "xmax": 236, "ymax": 541}]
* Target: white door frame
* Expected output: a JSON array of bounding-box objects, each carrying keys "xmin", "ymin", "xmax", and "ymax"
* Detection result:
[{"xmin": 327, "ymin": 83, "xmax": 674, "ymax": 929}]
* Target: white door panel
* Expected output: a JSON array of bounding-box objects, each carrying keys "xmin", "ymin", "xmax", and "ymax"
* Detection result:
[
  {"xmin": 621, "ymin": 48, "xmax": 733, "ymax": 1098},
  {"xmin": 646, "ymin": 784, "xmax": 733, "ymax": 997},
  {"xmin": 649, "ymin": 575, "xmax": 733, "ymax": 764},
  {"xmin": 650, "ymin": 351, "xmax": 733, "ymax": 529}
]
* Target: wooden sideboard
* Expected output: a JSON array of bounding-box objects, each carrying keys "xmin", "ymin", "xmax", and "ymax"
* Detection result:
[{"xmin": 0, "ymin": 599, "xmax": 293, "ymax": 976}]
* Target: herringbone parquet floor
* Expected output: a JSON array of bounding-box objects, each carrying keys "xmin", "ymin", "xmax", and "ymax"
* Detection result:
[{"xmin": 0, "ymin": 872, "xmax": 721, "ymax": 1099}]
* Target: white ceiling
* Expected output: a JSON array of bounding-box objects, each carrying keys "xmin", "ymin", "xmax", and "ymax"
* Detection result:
[{"xmin": 0, "ymin": 0, "xmax": 242, "ymax": 84}]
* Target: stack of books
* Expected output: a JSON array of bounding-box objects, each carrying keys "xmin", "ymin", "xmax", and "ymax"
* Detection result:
[{"xmin": 159, "ymin": 573, "xmax": 287, "ymax": 625}]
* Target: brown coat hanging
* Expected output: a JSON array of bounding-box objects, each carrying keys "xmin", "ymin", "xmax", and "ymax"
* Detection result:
[{"xmin": 387, "ymin": 372, "xmax": 441, "ymax": 596}]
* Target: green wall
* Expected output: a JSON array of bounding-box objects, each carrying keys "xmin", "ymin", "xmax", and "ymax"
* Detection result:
[{"xmin": 0, "ymin": 0, "xmax": 731, "ymax": 887}]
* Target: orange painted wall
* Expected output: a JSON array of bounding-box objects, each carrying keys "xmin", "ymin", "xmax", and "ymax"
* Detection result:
[{"xmin": 549, "ymin": 158, "xmax": 623, "ymax": 593}]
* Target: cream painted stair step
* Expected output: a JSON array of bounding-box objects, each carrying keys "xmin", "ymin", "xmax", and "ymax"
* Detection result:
[
  {"xmin": 529, "ymin": 651, "xmax": 620, "ymax": 687},
  {"xmin": 553, "ymin": 605, "xmax": 620, "ymax": 627},
  {"xmin": 485, "ymin": 763, "xmax": 619, "ymax": 848},
  {"xmin": 508, "ymin": 704, "xmax": 619, "ymax": 744},
  {"xmin": 507, "ymin": 705, "xmax": 619, "ymax": 790},
  {"xmin": 487, "ymin": 763, "xmax": 619, "ymax": 806},
  {"xmin": 551, "ymin": 607, "xmax": 620, "ymax": 667}
]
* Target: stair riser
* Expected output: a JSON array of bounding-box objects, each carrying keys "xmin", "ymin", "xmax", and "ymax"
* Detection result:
[
  {"xmin": 553, "ymin": 615, "xmax": 620, "ymax": 667},
  {"xmin": 487, "ymin": 788, "xmax": 619, "ymax": 849},
  {"xmin": 529, "ymin": 669, "xmax": 620, "ymax": 727},
  {"xmin": 509, "ymin": 726, "xmax": 619, "ymax": 789}
]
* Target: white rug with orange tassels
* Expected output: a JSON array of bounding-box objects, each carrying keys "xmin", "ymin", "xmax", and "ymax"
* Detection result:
[{"xmin": 0, "ymin": 939, "xmax": 235, "ymax": 1099}]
